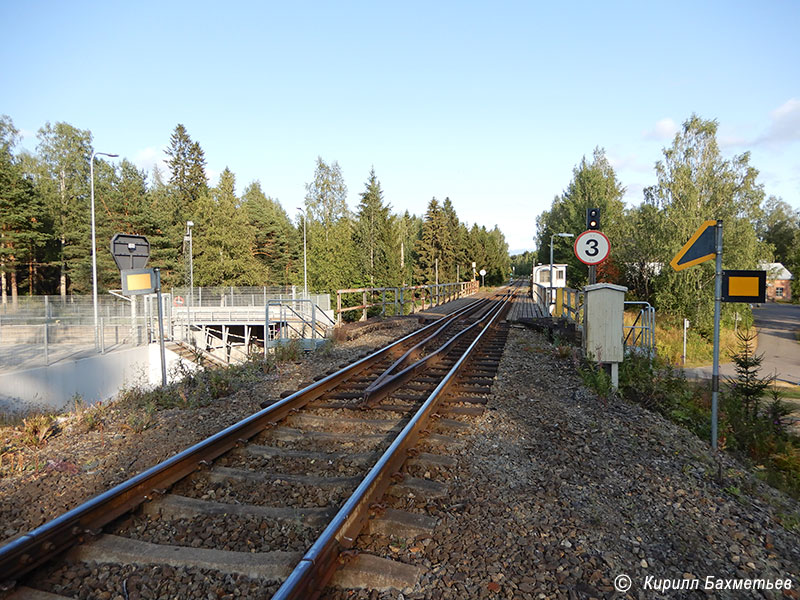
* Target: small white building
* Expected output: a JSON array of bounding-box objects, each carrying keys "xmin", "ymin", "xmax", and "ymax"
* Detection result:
[
  {"xmin": 532, "ymin": 263, "xmax": 568, "ymax": 304},
  {"xmin": 532, "ymin": 263, "xmax": 568, "ymax": 287}
]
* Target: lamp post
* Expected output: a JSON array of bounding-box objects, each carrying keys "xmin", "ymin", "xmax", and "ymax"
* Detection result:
[
  {"xmin": 550, "ymin": 232, "xmax": 574, "ymax": 307},
  {"xmin": 90, "ymin": 151, "xmax": 118, "ymax": 351},
  {"xmin": 296, "ymin": 207, "xmax": 307, "ymax": 297},
  {"xmin": 184, "ymin": 221, "xmax": 194, "ymax": 333}
]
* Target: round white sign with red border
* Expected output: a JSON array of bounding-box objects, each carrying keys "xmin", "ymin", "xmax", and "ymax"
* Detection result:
[{"xmin": 574, "ymin": 230, "xmax": 610, "ymax": 265}]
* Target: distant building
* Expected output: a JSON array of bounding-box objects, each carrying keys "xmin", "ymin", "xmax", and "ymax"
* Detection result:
[{"xmin": 759, "ymin": 262, "xmax": 793, "ymax": 301}]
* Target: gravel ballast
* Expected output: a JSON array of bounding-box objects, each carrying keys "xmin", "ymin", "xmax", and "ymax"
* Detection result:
[
  {"xmin": 2, "ymin": 315, "xmax": 799, "ymax": 599},
  {"xmin": 327, "ymin": 324, "xmax": 800, "ymax": 599}
]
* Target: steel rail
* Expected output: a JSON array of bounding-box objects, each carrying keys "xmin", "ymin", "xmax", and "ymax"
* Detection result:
[
  {"xmin": 363, "ymin": 297, "xmax": 495, "ymax": 395},
  {"xmin": 0, "ymin": 299, "xmax": 487, "ymax": 587},
  {"xmin": 363, "ymin": 291, "xmax": 513, "ymax": 405},
  {"xmin": 271, "ymin": 291, "xmax": 513, "ymax": 599}
]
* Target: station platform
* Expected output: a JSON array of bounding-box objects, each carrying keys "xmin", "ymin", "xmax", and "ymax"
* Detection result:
[{"xmin": 506, "ymin": 292, "xmax": 548, "ymax": 321}]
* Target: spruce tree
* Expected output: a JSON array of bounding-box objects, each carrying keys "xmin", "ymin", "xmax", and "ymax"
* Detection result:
[
  {"xmin": 193, "ymin": 168, "xmax": 263, "ymax": 286},
  {"xmin": 354, "ymin": 168, "xmax": 392, "ymax": 287}
]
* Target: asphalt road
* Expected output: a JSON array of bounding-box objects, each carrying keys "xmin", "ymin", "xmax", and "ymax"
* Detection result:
[
  {"xmin": 750, "ymin": 302, "xmax": 800, "ymax": 385},
  {"xmin": 685, "ymin": 302, "xmax": 800, "ymax": 385}
]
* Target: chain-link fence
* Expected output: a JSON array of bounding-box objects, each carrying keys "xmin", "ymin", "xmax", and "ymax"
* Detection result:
[
  {"xmin": 0, "ymin": 295, "xmax": 142, "ymax": 371},
  {"xmin": 0, "ymin": 288, "xmax": 332, "ymax": 372}
]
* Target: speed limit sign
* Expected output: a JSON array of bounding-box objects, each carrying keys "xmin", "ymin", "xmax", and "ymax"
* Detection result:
[{"xmin": 574, "ymin": 230, "xmax": 610, "ymax": 265}]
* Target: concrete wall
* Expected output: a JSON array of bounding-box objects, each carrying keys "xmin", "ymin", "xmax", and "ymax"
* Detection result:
[{"xmin": 0, "ymin": 345, "xmax": 193, "ymax": 413}]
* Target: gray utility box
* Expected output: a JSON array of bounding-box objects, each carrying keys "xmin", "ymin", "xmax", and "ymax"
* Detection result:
[{"xmin": 583, "ymin": 283, "xmax": 627, "ymax": 363}]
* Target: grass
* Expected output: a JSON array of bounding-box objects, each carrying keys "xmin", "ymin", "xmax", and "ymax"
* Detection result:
[{"xmin": 624, "ymin": 310, "xmax": 751, "ymax": 367}]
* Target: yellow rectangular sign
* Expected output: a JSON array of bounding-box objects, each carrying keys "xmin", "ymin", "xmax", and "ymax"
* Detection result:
[
  {"xmin": 121, "ymin": 268, "xmax": 156, "ymax": 295},
  {"xmin": 728, "ymin": 276, "xmax": 759, "ymax": 297},
  {"xmin": 125, "ymin": 273, "xmax": 153, "ymax": 291},
  {"xmin": 721, "ymin": 270, "xmax": 766, "ymax": 303}
]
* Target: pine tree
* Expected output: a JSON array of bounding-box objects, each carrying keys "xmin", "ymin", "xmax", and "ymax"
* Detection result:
[
  {"xmin": 242, "ymin": 181, "xmax": 297, "ymax": 286},
  {"xmin": 35, "ymin": 121, "xmax": 93, "ymax": 296},
  {"xmin": 0, "ymin": 116, "xmax": 48, "ymax": 300}
]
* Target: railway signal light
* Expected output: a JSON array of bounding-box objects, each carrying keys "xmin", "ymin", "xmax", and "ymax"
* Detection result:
[{"xmin": 586, "ymin": 208, "xmax": 600, "ymax": 230}]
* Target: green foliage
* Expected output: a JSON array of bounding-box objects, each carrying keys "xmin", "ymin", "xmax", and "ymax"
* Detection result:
[
  {"xmin": 242, "ymin": 181, "xmax": 298, "ymax": 286},
  {"xmin": 0, "ymin": 115, "xmax": 49, "ymax": 297},
  {"xmin": 510, "ymin": 251, "xmax": 536, "ymax": 277},
  {"xmin": 34, "ymin": 121, "xmax": 93, "ymax": 296},
  {"xmin": 193, "ymin": 168, "xmax": 265, "ymax": 285},
  {"xmin": 272, "ymin": 339, "xmax": 303, "ymax": 362},
  {"xmin": 304, "ymin": 157, "xmax": 359, "ymax": 292},
  {"xmin": 354, "ymin": 168, "xmax": 394, "ymax": 287},
  {"xmin": 578, "ymin": 358, "xmax": 613, "ymax": 401},
  {"xmin": 1, "ymin": 116, "xmax": 510, "ymax": 298},
  {"xmin": 648, "ymin": 115, "xmax": 766, "ymax": 334},
  {"xmin": 536, "ymin": 148, "xmax": 626, "ymax": 288}
]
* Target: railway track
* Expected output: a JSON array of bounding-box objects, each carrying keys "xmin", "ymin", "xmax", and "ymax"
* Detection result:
[{"xmin": 1, "ymin": 285, "xmax": 517, "ymax": 599}]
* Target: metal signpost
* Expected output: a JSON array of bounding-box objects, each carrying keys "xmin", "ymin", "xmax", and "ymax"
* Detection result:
[
  {"xmin": 110, "ymin": 233, "xmax": 167, "ymax": 387},
  {"xmin": 671, "ymin": 220, "xmax": 722, "ymax": 450}
]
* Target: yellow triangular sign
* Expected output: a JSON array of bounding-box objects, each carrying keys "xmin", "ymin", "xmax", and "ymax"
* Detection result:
[{"xmin": 670, "ymin": 220, "xmax": 717, "ymax": 271}]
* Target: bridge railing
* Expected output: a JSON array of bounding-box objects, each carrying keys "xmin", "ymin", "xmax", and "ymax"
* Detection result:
[{"xmin": 335, "ymin": 281, "xmax": 479, "ymax": 325}]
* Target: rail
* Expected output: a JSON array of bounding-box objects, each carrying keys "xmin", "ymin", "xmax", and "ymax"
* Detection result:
[
  {"xmin": 0, "ymin": 304, "xmax": 488, "ymax": 584},
  {"xmin": 335, "ymin": 281, "xmax": 479, "ymax": 325},
  {"xmin": 272, "ymin": 290, "xmax": 512, "ymax": 599}
]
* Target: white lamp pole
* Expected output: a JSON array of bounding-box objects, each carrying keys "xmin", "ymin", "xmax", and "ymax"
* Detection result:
[
  {"xmin": 550, "ymin": 232, "xmax": 574, "ymax": 306},
  {"xmin": 296, "ymin": 207, "xmax": 307, "ymax": 297},
  {"xmin": 90, "ymin": 151, "xmax": 118, "ymax": 351},
  {"xmin": 185, "ymin": 221, "xmax": 194, "ymax": 331}
]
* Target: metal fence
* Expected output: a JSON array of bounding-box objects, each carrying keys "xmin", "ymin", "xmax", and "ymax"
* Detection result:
[
  {"xmin": 624, "ymin": 301, "xmax": 656, "ymax": 355},
  {"xmin": 169, "ymin": 286, "xmax": 330, "ymax": 311},
  {"xmin": 0, "ymin": 294, "xmax": 144, "ymax": 371},
  {"xmin": 0, "ymin": 287, "xmax": 333, "ymax": 371}
]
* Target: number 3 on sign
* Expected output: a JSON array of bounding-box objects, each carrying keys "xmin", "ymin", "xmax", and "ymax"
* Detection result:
[{"xmin": 574, "ymin": 231, "xmax": 610, "ymax": 265}]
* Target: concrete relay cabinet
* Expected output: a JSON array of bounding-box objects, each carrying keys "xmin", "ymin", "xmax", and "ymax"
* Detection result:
[{"xmin": 583, "ymin": 283, "xmax": 627, "ymax": 386}]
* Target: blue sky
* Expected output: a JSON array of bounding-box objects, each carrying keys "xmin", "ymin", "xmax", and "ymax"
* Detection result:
[{"xmin": 2, "ymin": 1, "xmax": 798, "ymax": 253}]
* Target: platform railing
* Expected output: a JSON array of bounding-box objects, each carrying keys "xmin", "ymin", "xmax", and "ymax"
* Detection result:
[{"xmin": 624, "ymin": 301, "xmax": 656, "ymax": 355}]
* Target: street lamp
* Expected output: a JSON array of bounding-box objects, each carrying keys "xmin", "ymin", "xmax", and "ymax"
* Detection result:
[
  {"xmin": 550, "ymin": 232, "xmax": 574, "ymax": 307},
  {"xmin": 90, "ymin": 150, "xmax": 119, "ymax": 351},
  {"xmin": 184, "ymin": 221, "xmax": 194, "ymax": 332},
  {"xmin": 296, "ymin": 207, "xmax": 307, "ymax": 297}
]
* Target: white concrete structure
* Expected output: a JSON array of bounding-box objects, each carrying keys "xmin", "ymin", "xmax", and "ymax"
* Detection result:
[{"xmin": 0, "ymin": 345, "xmax": 195, "ymax": 412}]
